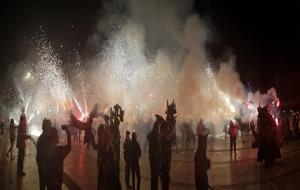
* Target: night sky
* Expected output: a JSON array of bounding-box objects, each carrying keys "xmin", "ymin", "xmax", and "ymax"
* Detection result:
[{"xmin": 0, "ymin": 0, "xmax": 299, "ymax": 104}]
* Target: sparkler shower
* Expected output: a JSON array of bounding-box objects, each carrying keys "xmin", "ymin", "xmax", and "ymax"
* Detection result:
[{"xmin": 7, "ymin": 0, "xmax": 280, "ymax": 136}]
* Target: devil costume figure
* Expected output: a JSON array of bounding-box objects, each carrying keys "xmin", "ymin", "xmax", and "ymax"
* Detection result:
[
  {"xmin": 157, "ymin": 100, "xmax": 177, "ymax": 190},
  {"xmin": 91, "ymin": 119, "xmax": 120, "ymax": 190},
  {"xmin": 69, "ymin": 104, "xmax": 100, "ymax": 148},
  {"xmin": 109, "ymin": 104, "xmax": 124, "ymax": 188},
  {"xmin": 257, "ymin": 106, "xmax": 281, "ymax": 166},
  {"xmin": 158, "ymin": 121, "xmax": 174, "ymax": 190},
  {"xmin": 147, "ymin": 115, "xmax": 162, "ymax": 190}
]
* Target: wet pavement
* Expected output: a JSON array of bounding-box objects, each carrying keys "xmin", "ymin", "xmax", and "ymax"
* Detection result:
[{"xmin": 1, "ymin": 130, "xmax": 300, "ymax": 190}]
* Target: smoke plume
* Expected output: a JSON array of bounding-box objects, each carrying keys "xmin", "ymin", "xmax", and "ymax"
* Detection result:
[{"xmin": 7, "ymin": 0, "xmax": 280, "ymax": 136}]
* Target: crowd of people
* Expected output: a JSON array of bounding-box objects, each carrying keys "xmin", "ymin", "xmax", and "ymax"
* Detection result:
[
  {"xmin": 0, "ymin": 109, "xmax": 71, "ymax": 190},
  {"xmin": 1, "ymin": 101, "xmax": 296, "ymax": 190},
  {"xmin": 123, "ymin": 130, "xmax": 142, "ymax": 190},
  {"xmin": 0, "ymin": 101, "xmax": 182, "ymax": 190},
  {"xmin": 280, "ymin": 111, "xmax": 300, "ymax": 144}
]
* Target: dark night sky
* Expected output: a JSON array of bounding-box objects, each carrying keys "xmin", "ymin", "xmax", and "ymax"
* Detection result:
[{"xmin": 0, "ymin": 0, "xmax": 299, "ymax": 104}]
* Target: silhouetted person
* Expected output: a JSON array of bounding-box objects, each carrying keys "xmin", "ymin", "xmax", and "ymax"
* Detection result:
[
  {"xmin": 147, "ymin": 117, "xmax": 160, "ymax": 190},
  {"xmin": 36, "ymin": 119, "xmax": 51, "ymax": 190},
  {"xmin": 110, "ymin": 104, "xmax": 124, "ymax": 186},
  {"xmin": 194, "ymin": 134, "xmax": 209, "ymax": 190},
  {"xmin": 45, "ymin": 125, "xmax": 71, "ymax": 190},
  {"xmin": 130, "ymin": 132, "xmax": 141, "ymax": 190},
  {"xmin": 197, "ymin": 119, "xmax": 206, "ymax": 137},
  {"xmin": 69, "ymin": 103, "xmax": 100, "ymax": 148},
  {"xmin": 257, "ymin": 106, "xmax": 281, "ymax": 166},
  {"xmin": 84, "ymin": 119, "xmax": 93, "ymax": 149},
  {"xmin": 180, "ymin": 122, "xmax": 190, "ymax": 152},
  {"xmin": 165, "ymin": 100, "xmax": 177, "ymax": 153},
  {"xmin": 70, "ymin": 127, "xmax": 78, "ymax": 142},
  {"xmin": 91, "ymin": 117, "xmax": 120, "ymax": 190},
  {"xmin": 293, "ymin": 115, "xmax": 299, "ymax": 138},
  {"xmin": 6, "ymin": 119, "xmax": 16, "ymax": 160},
  {"xmin": 158, "ymin": 122, "xmax": 173, "ymax": 190},
  {"xmin": 16, "ymin": 114, "xmax": 28, "ymax": 176},
  {"xmin": 182, "ymin": 122, "xmax": 195, "ymax": 152},
  {"xmin": 92, "ymin": 124, "xmax": 106, "ymax": 190},
  {"xmin": 0, "ymin": 120, "xmax": 4, "ymax": 134},
  {"xmin": 228, "ymin": 120, "xmax": 238, "ymax": 155},
  {"xmin": 124, "ymin": 130, "xmax": 132, "ymax": 189},
  {"xmin": 223, "ymin": 123, "xmax": 228, "ymax": 139},
  {"xmin": 280, "ymin": 114, "xmax": 290, "ymax": 145},
  {"xmin": 78, "ymin": 130, "xmax": 82, "ymax": 142},
  {"xmin": 250, "ymin": 121, "xmax": 258, "ymax": 148}
]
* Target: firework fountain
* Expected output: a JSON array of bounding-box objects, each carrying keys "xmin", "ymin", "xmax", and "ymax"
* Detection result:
[
  {"xmin": 6, "ymin": 0, "xmax": 280, "ymax": 137},
  {"xmin": 9, "ymin": 32, "xmax": 89, "ymax": 137}
]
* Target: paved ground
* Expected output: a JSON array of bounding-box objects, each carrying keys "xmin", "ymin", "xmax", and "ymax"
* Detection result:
[{"xmin": 1, "ymin": 129, "xmax": 300, "ymax": 190}]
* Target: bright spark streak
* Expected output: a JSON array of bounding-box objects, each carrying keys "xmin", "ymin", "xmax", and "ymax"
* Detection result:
[
  {"xmin": 59, "ymin": 99, "xmax": 67, "ymax": 112},
  {"xmin": 84, "ymin": 98, "xmax": 88, "ymax": 116},
  {"xmin": 56, "ymin": 103, "xmax": 59, "ymax": 113},
  {"xmin": 224, "ymin": 94, "xmax": 236, "ymax": 113},
  {"xmin": 25, "ymin": 101, "xmax": 29, "ymax": 114},
  {"xmin": 28, "ymin": 113, "xmax": 35, "ymax": 123},
  {"xmin": 206, "ymin": 66, "xmax": 235, "ymax": 113},
  {"xmin": 73, "ymin": 96, "xmax": 84, "ymax": 117}
]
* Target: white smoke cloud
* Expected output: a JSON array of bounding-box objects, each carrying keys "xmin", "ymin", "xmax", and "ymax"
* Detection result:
[
  {"xmin": 84, "ymin": 0, "xmax": 247, "ymax": 134},
  {"xmin": 7, "ymin": 0, "xmax": 281, "ymax": 136}
]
